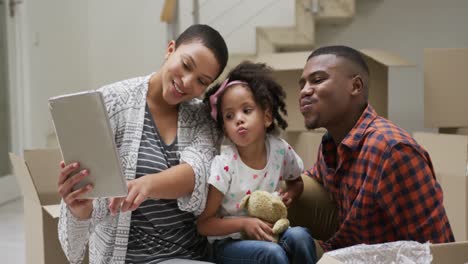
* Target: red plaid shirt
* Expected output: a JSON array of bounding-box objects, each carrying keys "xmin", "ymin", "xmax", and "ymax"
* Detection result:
[{"xmin": 306, "ymin": 105, "xmax": 454, "ymax": 251}]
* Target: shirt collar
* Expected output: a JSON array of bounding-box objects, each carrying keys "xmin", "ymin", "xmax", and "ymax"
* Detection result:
[{"xmin": 339, "ymin": 104, "xmax": 377, "ymax": 150}]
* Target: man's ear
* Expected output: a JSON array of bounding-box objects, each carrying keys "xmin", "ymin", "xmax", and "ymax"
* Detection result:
[
  {"xmin": 350, "ymin": 75, "xmax": 364, "ymax": 96},
  {"xmin": 165, "ymin": 40, "xmax": 176, "ymax": 60}
]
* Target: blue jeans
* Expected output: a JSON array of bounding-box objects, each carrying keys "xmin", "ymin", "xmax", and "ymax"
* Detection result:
[{"xmin": 212, "ymin": 227, "xmax": 317, "ymax": 264}]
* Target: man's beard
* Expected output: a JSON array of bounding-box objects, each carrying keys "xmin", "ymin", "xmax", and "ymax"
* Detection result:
[{"xmin": 304, "ymin": 116, "xmax": 320, "ymax": 130}]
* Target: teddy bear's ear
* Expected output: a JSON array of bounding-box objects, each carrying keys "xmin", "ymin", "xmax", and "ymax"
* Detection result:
[{"xmin": 239, "ymin": 194, "xmax": 251, "ymax": 209}]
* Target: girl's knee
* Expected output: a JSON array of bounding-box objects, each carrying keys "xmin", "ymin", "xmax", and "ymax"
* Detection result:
[
  {"xmin": 263, "ymin": 243, "xmax": 288, "ymax": 263},
  {"xmin": 285, "ymin": 227, "xmax": 312, "ymax": 240}
]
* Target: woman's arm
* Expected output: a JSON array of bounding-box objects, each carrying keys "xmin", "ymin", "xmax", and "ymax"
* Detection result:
[
  {"xmin": 176, "ymin": 101, "xmax": 221, "ymax": 214},
  {"xmin": 197, "ymin": 186, "xmax": 274, "ymax": 241},
  {"xmin": 111, "ymin": 164, "xmax": 196, "ymax": 214},
  {"xmin": 110, "ymin": 101, "xmax": 219, "ymax": 215}
]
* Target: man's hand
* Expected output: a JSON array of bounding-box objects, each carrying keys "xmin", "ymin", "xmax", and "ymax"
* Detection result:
[
  {"xmin": 279, "ymin": 177, "xmax": 304, "ymax": 207},
  {"xmin": 279, "ymin": 188, "xmax": 298, "ymax": 207}
]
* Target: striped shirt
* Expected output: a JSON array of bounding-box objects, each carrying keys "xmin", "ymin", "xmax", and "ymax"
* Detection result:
[
  {"xmin": 125, "ymin": 105, "xmax": 208, "ymax": 263},
  {"xmin": 306, "ymin": 104, "xmax": 454, "ymax": 251}
]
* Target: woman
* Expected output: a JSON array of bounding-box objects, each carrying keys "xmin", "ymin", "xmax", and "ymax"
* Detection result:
[{"xmin": 57, "ymin": 24, "xmax": 228, "ymax": 263}]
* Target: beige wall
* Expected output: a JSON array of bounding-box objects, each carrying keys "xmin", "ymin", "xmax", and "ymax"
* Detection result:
[{"xmin": 314, "ymin": 0, "xmax": 468, "ymax": 133}]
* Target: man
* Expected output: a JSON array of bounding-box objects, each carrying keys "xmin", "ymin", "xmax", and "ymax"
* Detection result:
[{"xmin": 299, "ymin": 45, "xmax": 454, "ymax": 255}]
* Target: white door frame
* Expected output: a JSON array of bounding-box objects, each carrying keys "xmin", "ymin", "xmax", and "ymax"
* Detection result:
[
  {"xmin": 6, "ymin": 0, "xmax": 29, "ymax": 154},
  {"xmin": 1, "ymin": 0, "xmax": 29, "ymax": 204}
]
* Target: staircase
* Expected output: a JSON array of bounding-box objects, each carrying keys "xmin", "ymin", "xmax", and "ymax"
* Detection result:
[{"xmin": 227, "ymin": 0, "xmax": 356, "ymax": 69}]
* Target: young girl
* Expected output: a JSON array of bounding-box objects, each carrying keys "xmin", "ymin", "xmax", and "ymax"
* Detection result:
[{"xmin": 198, "ymin": 62, "xmax": 317, "ymax": 263}]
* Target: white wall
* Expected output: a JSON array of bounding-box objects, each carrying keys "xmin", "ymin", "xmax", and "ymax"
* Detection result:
[
  {"xmin": 87, "ymin": 1, "xmax": 164, "ymax": 89},
  {"xmin": 314, "ymin": 0, "xmax": 468, "ymax": 133},
  {"xmin": 23, "ymin": 1, "xmax": 165, "ymax": 148},
  {"xmin": 24, "ymin": 1, "xmax": 90, "ymax": 148}
]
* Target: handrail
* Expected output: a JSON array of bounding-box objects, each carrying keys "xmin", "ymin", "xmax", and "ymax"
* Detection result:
[
  {"xmin": 181, "ymin": 0, "xmax": 279, "ymax": 38},
  {"xmin": 224, "ymin": 0, "xmax": 279, "ymax": 39},
  {"xmin": 160, "ymin": 0, "xmax": 177, "ymax": 23},
  {"xmin": 192, "ymin": 0, "xmax": 199, "ymax": 25},
  {"xmin": 161, "ymin": 0, "xmax": 179, "ymax": 43}
]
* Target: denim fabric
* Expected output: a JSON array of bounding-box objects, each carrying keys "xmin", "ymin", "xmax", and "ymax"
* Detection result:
[{"xmin": 212, "ymin": 227, "xmax": 317, "ymax": 264}]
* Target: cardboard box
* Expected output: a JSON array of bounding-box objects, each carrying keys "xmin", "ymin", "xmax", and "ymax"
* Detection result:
[
  {"xmin": 317, "ymin": 241, "xmax": 468, "ymax": 264},
  {"xmin": 413, "ymin": 132, "xmax": 468, "ymax": 242},
  {"xmin": 254, "ymin": 50, "xmax": 413, "ymax": 131},
  {"xmin": 424, "ymin": 48, "xmax": 468, "ymax": 128},
  {"xmin": 430, "ymin": 241, "xmax": 468, "ymax": 263},
  {"xmin": 9, "ymin": 149, "xmax": 88, "ymax": 264},
  {"xmin": 285, "ymin": 130, "xmax": 325, "ymax": 169},
  {"xmin": 439, "ymin": 127, "xmax": 468, "ymax": 135}
]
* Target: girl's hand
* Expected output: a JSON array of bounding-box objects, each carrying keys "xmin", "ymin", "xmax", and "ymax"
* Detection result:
[
  {"xmin": 57, "ymin": 161, "xmax": 94, "ymax": 220},
  {"xmin": 242, "ymin": 217, "xmax": 274, "ymax": 241},
  {"xmin": 108, "ymin": 177, "xmax": 149, "ymax": 215}
]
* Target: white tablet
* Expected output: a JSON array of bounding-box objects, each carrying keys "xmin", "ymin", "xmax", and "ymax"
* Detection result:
[{"xmin": 49, "ymin": 90, "xmax": 128, "ymax": 198}]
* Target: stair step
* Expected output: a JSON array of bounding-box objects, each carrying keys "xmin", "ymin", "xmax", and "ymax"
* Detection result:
[
  {"xmin": 227, "ymin": 53, "xmax": 256, "ymax": 68},
  {"xmin": 222, "ymin": 53, "xmax": 257, "ymax": 78},
  {"xmin": 256, "ymin": 26, "xmax": 314, "ymax": 54},
  {"xmin": 315, "ymin": 0, "xmax": 355, "ymax": 24},
  {"xmin": 226, "ymin": 51, "xmax": 311, "ymax": 76},
  {"xmin": 255, "ymin": 51, "xmax": 310, "ymax": 71}
]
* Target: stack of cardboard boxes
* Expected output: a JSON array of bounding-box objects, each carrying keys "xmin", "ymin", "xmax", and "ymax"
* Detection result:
[{"xmin": 412, "ymin": 48, "xmax": 468, "ymax": 262}]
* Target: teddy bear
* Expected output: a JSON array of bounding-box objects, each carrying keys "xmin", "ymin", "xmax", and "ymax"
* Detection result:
[{"xmin": 239, "ymin": 190, "xmax": 290, "ymax": 242}]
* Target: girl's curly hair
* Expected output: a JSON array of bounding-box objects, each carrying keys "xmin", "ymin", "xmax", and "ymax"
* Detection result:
[{"xmin": 203, "ymin": 61, "xmax": 288, "ymax": 134}]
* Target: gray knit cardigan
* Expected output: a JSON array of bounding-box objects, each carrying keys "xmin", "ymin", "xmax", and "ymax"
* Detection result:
[{"xmin": 58, "ymin": 74, "xmax": 220, "ymax": 264}]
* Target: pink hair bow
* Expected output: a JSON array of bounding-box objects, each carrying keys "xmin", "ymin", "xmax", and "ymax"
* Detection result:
[{"xmin": 209, "ymin": 79, "xmax": 247, "ymax": 121}]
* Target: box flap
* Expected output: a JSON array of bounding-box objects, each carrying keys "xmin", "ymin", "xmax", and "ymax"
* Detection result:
[
  {"xmin": 255, "ymin": 51, "xmax": 309, "ymax": 71},
  {"xmin": 9, "ymin": 153, "xmax": 41, "ymax": 204},
  {"xmin": 43, "ymin": 204, "xmax": 61, "ymax": 218},
  {"xmin": 254, "ymin": 49, "xmax": 412, "ymax": 71},
  {"xmin": 24, "ymin": 149, "xmax": 62, "ymax": 206},
  {"xmin": 430, "ymin": 241, "xmax": 468, "ymax": 264},
  {"xmin": 424, "ymin": 48, "xmax": 468, "ymax": 127},
  {"xmin": 413, "ymin": 132, "xmax": 468, "ymax": 241}
]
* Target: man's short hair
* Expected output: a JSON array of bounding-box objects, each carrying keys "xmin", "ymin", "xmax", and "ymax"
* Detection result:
[{"xmin": 307, "ymin": 45, "xmax": 369, "ymax": 76}]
